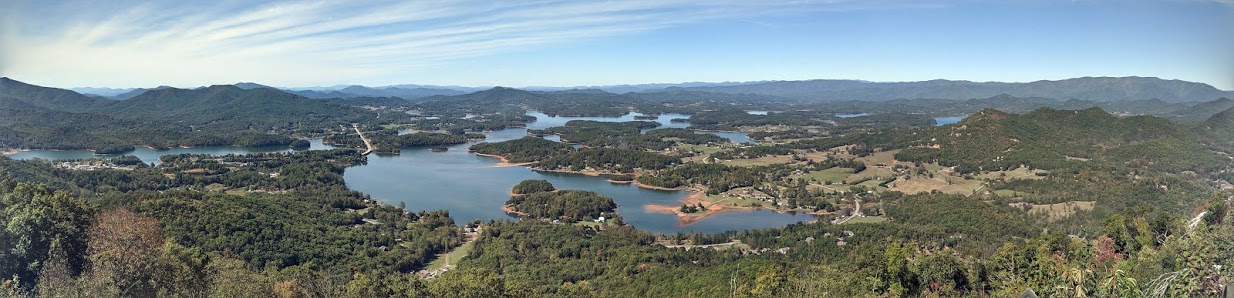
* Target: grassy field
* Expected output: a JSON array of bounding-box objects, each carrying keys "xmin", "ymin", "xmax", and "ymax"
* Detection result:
[
  {"xmin": 798, "ymin": 167, "xmax": 854, "ymax": 183},
  {"xmin": 205, "ymin": 183, "xmax": 228, "ymax": 192},
  {"xmin": 676, "ymin": 144, "xmax": 730, "ymax": 154},
  {"xmin": 857, "ymin": 178, "xmax": 890, "ymax": 189},
  {"xmin": 856, "ymin": 150, "xmax": 900, "ymax": 166},
  {"xmin": 844, "ymin": 216, "xmax": 888, "ymax": 224},
  {"xmin": 1027, "ymin": 201, "xmax": 1095, "ymax": 222},
  {"xmin": 993, "ymin": 189, "xmax": 1025, "ymax": 198},
  {"xmin": 720, "ymin": 155, "xmax": 795, "ymax": 167},
  {"xmin": 426, "ymin": 239, "xmax": 475, "ymax": 270},
  {"xmin": 887, "ymin": 175, "xmax": 985, "ymax": 195},
  {"xmin": 706, "ymin": 189, "xmax": 769, "ymax": 207},
  {"xmin": 848, "ymin": 167, "xmax": 894, "ymax": 181}
]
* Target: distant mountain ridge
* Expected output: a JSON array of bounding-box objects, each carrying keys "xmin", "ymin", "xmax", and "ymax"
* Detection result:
[
  {"xmin": 662, "ymin": 77, "xmax": 1233, "ymax": 103},
  {"xmin": 58, "ymin": 76, "xmax": 1230, "ymax": 103},
  {"xmin": 94, "ymin": 85, "xmax": 377, "ymax": 130}
]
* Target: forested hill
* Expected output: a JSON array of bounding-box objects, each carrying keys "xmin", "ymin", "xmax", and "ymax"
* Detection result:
[
  {"xmin": 896, "ymin": 107, "xmax": 1224, "ymax": 173},
  {"xmin": 0, "ymin": 77, "xmax": 108, "ymax": 112},
  {"xmin": 666, "ymin": 76, "xmax": 1234, "ymax": 102},
  {"xmin": 0, "ymin": 78, "xmax": 392, "ymax": 152},
  {"xmin": 93, "ymin": 85, "xmax": 380, "ymax": 130},
  {"xmin": 1198, "ymin": 103, "xmax": 1234, "ymax": 150}
]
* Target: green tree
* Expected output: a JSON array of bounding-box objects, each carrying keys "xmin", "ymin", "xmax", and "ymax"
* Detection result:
[{"xmin": 0, "ymin": 182, "xmax": 94, "ymax": 289}]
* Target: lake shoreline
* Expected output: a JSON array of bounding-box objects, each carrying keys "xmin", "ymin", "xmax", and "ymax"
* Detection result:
[{"xmin": 471, "ymin": 152, "xmax": 536, "ymax": 167}]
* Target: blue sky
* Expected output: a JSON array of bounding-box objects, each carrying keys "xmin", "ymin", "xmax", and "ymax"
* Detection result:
[{"xmin": 2, "ymin": 0, "xmax": 1231, "ymax": 89}]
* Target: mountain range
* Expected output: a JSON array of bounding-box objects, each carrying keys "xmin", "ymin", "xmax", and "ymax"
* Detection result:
[
  {"xmin": 666, "ymin": 77, "xmax": 1234, "ymax": 102},
  {"xmin": 67, "ymin": 76, "xmax": 1232, "ymax": 103}
]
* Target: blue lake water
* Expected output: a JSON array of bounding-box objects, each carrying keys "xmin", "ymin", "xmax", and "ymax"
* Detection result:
[
  {"xmin": 746, "ymin": 110, "xmax": 769, "ymax": 115},
  {"xmin": 835, "ymin": 113, "xmax": 870, "ymax": 118},
  {"xmin": 525, "ymin": 111, "xmax": 751, "ymax": 144},
  {"xmin": 934, "ymin": 115, "xmax": 966, "ymax": 126}
]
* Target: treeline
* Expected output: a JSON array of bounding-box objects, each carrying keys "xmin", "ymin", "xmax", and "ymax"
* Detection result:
[
  {"xmin": 747, "ymin": 129, "xmax": 829, "ymax": 142},
  {"xmin": 785, "ymin": 129, "xmax": 926, "ymax": 156},
  {"xmin": 325, "ymin": 129, "xmax": 476, "ymax": 154},
  {"xmin": 536, "ymin": 148, "xmax": 680, "ymax": 173},
  {"xmin": 532, "ymin": 120, "xmax": 667, "ymax": 149},
  {"xmin": 644, "ymin": 128, "xmax": 728, "ymax": 145},
  {"xmin": 709, "ymin": 145, "xmax": 793, "ymax": 160},
  {"xmin": 511, "ymin": 179, "xmax": 555, "ymax": 194},
  {"xmin": 636, "ymin": 163, "xmax": 762, "ymax": 193},
  {"xmin": 469, "ymin": 137, "xmax": 573, "ymax": 163},
  {"xmin": 506, "ymin": 187, "xmax": 616, "ymax": 222}
]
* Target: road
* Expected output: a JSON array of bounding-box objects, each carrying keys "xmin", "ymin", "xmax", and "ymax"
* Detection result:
[
  {"xmin": 352, "ymin": 124, "xmax": 374, "ymax": 155},
  {"xmin": 831, "ymin": 197, "xmax": 863, "ymax": 224}
]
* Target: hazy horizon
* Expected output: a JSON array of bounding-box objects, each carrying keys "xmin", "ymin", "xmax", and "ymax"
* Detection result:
[{"xmin": 13, "ymin": 76, "xmax": 1233, "ymax": 94}]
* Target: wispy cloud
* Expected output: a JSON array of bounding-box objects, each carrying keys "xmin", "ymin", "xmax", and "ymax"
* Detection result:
[{"xmin": 1, "ymin": 0, "xmax": 914, "ymax": 87}]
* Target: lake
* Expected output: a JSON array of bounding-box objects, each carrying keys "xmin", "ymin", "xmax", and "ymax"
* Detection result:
[
  {"xmin": 934, "ymin": 115, "xmax": 966, "ymax": 126},
  {"xmin": 10, "ymin": 114, "xmax": 812, "ymax": 234},
  {"xmin": 526, "ymin": 111, "xmax": 752, "ymax": 144},
  {"xmin": 346, "ymin": 114, "xmax": 814, "ymax": 234}
]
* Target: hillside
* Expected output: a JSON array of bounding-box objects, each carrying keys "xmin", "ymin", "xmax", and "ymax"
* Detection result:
[
  {"xmin": 1198, "ymin": 104, "xmax": 1234, "ymax": 151},
  {"xmin": 896, "ymin": 108, "xmax": 1223, "ymax": 173},
  {"xmin": 94, "ymin": 85, "xmax": 382, "ymax": 131},
  {"xmin": 0, "ymin": 77, "xmax": 107, "ymax": 112},
  {"xmin": 1168, "ymin": 97, "xmax": 1234, "ymax": 124},
  {"xmin": 671, "ymin": 77, "xmax": 1233, "ymax": 102}
]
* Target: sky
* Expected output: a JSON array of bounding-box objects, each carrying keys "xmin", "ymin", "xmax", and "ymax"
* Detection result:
[{"xmin": 1, "ymin": 0, "xmax": 1232, "ymax": 90}]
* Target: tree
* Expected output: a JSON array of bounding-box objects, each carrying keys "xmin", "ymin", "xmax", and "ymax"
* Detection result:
[
  {"xmin": 83, "ymin": 209, "xmax": 166, "ymax": 297},
  {"xmin": 207, "ymin": 258, "xmax": 274, "ymax": 298},
  {"xmin": 0, "ymin": 182, "xmax": 94, "ymax": 289}
]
